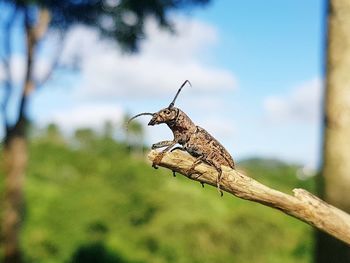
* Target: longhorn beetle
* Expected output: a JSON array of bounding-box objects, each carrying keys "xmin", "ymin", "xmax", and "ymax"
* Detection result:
[{"xmin": 128, "ymin": 80, "xmax": 235, "ymax": 196}]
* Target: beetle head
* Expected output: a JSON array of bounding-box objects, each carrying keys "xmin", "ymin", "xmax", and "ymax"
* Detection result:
[
  {"xmin": 148, "ymin": 107, "xmax": 179, "ymax": 126},
  {"xmin": 127, "ymin": 80, "xmax": 191, "ymax": 127}
]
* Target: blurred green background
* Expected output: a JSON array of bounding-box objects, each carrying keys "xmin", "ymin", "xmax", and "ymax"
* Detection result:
[{"xmin": 1, "ymin": 124, "xmax": 315, "ymax": 262}]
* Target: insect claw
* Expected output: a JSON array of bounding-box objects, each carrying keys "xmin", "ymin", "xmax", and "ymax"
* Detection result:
[
  {"xmin": 152, "ymin": 153, "xmax": 165, "ymax": 169},
  {"xmin": 193, "ymin": 173, "xmax": 202, "ymax": 180},
  {"xmin": 200, "ymin": 182, "xmax": 204, "ymax": 188},
  {"xmin": 172, "ymin": 171, "xmax": 176, "ymax": 177},
  {"xmin": 187, "ymin": 170, "xmax": 195, "ymax": 178},
  {"xmin": 217, "ymin": 181, "xmax": 224, "ymax": 197}
]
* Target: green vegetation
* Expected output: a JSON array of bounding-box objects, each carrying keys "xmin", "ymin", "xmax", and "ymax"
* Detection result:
[{"xmin": 1, "ymin": 127, "xmax": 315, "ymax": 263}]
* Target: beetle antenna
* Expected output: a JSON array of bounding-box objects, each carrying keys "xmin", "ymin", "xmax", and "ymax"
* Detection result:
[
  {"xmin": 168, "ymin": 80, "xmax": 191, "ymax": 108},
  {"xmin": 126, "ymin": 112, "xmax": 154, "ymax": 130}
]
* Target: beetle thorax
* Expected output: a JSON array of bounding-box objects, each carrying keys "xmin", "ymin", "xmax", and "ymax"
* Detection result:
[{"xmin": 167, "ymin": 109, "xmax": 196, "ymax": 145}]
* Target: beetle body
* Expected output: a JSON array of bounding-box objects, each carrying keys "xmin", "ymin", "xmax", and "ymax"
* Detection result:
[
  {"xmin": 128, "ymin": 81, "xmax": 235, "ymax": 195},
  {"xmin": 149, "ymin": 107, "xmax": 234, "ymax": 168}
]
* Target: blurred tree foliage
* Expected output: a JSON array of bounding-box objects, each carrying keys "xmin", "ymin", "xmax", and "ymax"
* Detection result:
[
  {"xmin": 3, "ymin": 0, "xmax": 210, "ymax": 51},
  {"xmin": 68, "ymin": 242, "xmax": 128, "ymax": 263}
]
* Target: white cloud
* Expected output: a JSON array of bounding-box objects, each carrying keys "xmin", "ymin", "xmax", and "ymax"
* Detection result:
[
  {"xmin": 9, "ymin": 55, "xmax": 25, "ymax": 84},
  {"xmin": 0, "ymin": 63, "xmax": 5, "ymax": 82},
  {"xmin": 263, "ymin": 78, "xmax": 323, "ymax": 124},
  {"xmin": 60, "ymin": 16, "xmax": 237, "ymax": 99},
  {"xmin": 199, "ymin": 118, "xmax": 235, "ymax": 140},
  {"xmin": 141, "ymin": 16, "xmax": 218, "ymax": 62},
  {"xmin": 0, "ymin": 54, "xmax": 52, "ymax": 85},
  {"xmin": 38, "ymin": 104, "xmax": 124, "ymax": 133}
]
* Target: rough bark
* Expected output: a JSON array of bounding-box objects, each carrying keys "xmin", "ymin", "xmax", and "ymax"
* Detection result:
[
  {"xmin": 316, "ymin": 0, "xmax": 350, "ymax": 261},
  {"xmin": 148, "ymin": 150, "xmax": 350, "ymax": 246}
]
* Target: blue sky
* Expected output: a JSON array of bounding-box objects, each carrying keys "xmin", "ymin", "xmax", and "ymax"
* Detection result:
[
  {"xmin": 0, "ymin": 0, "xmax": 327, "ymax": 169},
  {"xmin": 191, "ymin": 0, "xmax": 326, "ymax": 168},
  {"xmin": 196, "ymin": 0, "xmax": 325, "ymax": 83}
]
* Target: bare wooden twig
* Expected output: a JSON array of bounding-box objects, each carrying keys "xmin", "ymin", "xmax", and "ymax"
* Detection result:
[{"xmin": 148, "ymin": 150, "xmax": 350, "ymax": 245}]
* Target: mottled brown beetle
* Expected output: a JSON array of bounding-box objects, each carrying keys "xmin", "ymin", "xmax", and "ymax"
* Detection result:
[{"xmin": 128, "ymin": 80, "xmax": 235, "ymax": 195}]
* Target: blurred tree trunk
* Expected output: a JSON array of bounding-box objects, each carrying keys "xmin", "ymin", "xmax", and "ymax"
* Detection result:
[
  {"xmin": 316, "ymin": 0, "xmax": 350, "ymax": 262},
  {"xmin": 2, "ymin": 8, "xmax": 50, "ymax": 263}
]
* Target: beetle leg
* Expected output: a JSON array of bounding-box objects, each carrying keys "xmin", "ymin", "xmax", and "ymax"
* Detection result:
[
  {"xmin": 216, "ymin": 167, "xmax": 224, "ymax": 197},
  {"xmin": 152, "ymin": 141, "xmax": 177, "ymax": 169},
  {"xmin": 209, "ymin": 163, "xmax": 223, "ymax": 196},
  {"xmin": 187, "ymin": 155, "xmax": 205, "ymax": 178},
  {"xmin": 152, "ymin": 140, "xmax": 175, "ymax": 150},
  {"xmin": 170, "ymin": 146, "xmax": 185, "ymax": 152},
  {"xmin": 169, "ymin": 147, "xmax": 185, "ymax": 176},
  {"xmin": 204, "ymin": 154, "xmax": 224, "ymax": 196}
]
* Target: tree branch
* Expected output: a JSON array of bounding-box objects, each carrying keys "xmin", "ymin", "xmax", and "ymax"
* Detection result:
[
  {"xmin": 33, "ymin": 8, "xmax": 51, "ymax": 41},
  {"xmin": 35, "ymin": 30, "xmax": 66, "ymax": 88},
  {"xmin": 148, "ymin": 150, "xmax": 350, "ymax": 245}
]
